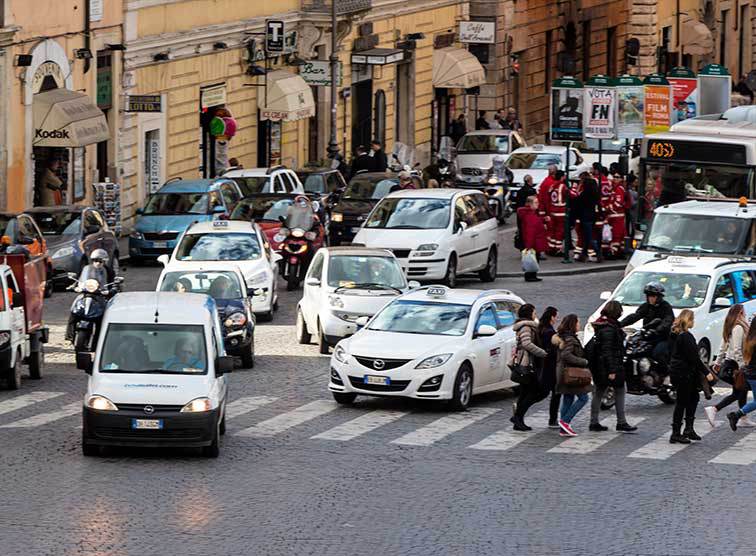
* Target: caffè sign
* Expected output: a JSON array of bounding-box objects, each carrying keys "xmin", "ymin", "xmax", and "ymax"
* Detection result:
[
  {"xmin": 32, "ymin": 62, "xmax": 65, "ymax": 94},
  {"xmin": 459, "ymin": 21, "xmax": 496, "ymax": 44}
]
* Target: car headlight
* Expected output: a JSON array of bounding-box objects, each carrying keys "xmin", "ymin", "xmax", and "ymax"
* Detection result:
[
  {"xmin": 416, "ymin": 244, "xmax": 438, "ymax": 252},
  {"xmin": 333, "ymin": 345, "xmax": 348, "ymax": 364},
  {"xmin": 129, "ymin": 231, "xmax": 144, "ymax": 240},
  {"xmin": 86, "ymin": 395, "xmax": 118, "ymax": 411},
  {"xmin": 224, "ymin": 312, "xmax": 247, "ymax": 328},
  {"xmin": 332, "ymin": 213, "xmax": 343, "ymax": 223},
  {"xmin": 487, "ymin": 177, "xmax": 498, "ymax": 185},
  {"xmin": 305, "ymin": 231, "xmax": 317, "ymax": 240},
  {"xmin": 247, "ymin": 270, "xmax": 269, "ymax": 285},
  {"xmin": 333, "ymin": 312, "xmax": 365, "ymax": 322},
  {"xmin": 415, "ymin": 353, "xmax": 453, "ymax": 369},
  {"xmin": 638, "ymin": 358, "xmax": 651, "ymax": 372},
  {"xmin": 52, "ymin": 246, "xmax": 75, "ymax": 259},
  {"xmin": 291, "ymin": 228, "xmax": 305, "ymax": 238},
  {"xmin": 328, "ymin": 295, "xmax": 344, "ymax": 308},
  {"xmin": 0, "ymin": 331, "xmax": 11, "ymax": 347},
  {"xmin": 84, "ymin": 279, "xmax": 100, "ymax": 293},
  {"xmin": 180, "ymin": 397, "xmax": 213, "ymax": 413}
]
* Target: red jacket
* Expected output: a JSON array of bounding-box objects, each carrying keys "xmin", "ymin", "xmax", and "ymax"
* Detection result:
[
  {"xmin": 517, "ymin": 206, "xmax": 548, "ymax": 252},
  {"xmin": 537, "ymin": 175, "xmax": 560, "ymax": 216}
]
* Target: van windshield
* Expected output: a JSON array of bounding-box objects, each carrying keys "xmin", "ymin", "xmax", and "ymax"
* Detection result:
[
  {"xmin": 99, "ymin": 323, "xmax": 208, "ymax": 374},
  {"xmin": 641, "ymin": 213, "xmax": 752, "ymax": 255}
]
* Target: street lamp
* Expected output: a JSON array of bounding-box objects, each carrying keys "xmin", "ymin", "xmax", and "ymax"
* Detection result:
[{"xmin": 327, "ymin": 0, "xmax": 340, "ymax": 160}]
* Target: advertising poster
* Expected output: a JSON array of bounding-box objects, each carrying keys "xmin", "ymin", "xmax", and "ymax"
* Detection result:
[
  {"xmin": 698, "ymin": 64, "xmax": 731, "ymax": 116},
  {"xmin": 616, "ymin": 86, "xmax": 644, "ymax": 139},
  {"xmin": 643, "ymin": 84, "xmax": 672, "ymax": 135},
  {"xmin": 584, "ymin": 87, "xmax": 616, "ymax": 139},
  {"xmin": 550, "ymin": 79, "xmax": 584, "ymax": 142},
  {"xmin": 669, "ymin": 78, "xmax": 697, "ymax": 123}
]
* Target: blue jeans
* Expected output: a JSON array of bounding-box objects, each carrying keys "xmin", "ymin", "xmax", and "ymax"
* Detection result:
[
  {"xmin": 561, "ymin": 393, "xmax": 589, "ymax": 423},
  {"xmin": 740, "ymin": 380, "xmax": 756, "ymax": 415}
]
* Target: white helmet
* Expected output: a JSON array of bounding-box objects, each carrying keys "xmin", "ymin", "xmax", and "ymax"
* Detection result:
[{"xmin": 90, "ymin": 248, "xmax": 109, "ymax": 264}]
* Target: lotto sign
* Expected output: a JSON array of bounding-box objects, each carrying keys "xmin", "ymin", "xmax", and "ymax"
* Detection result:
[{"xmin": 583, "ymin": 87, "xmax": 616, "ymax": 139}]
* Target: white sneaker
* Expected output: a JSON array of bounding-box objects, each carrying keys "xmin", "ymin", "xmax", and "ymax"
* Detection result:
[
  {"xmin": 704, "ymin": 406, "xmax": 718, "ymax": 427},
  {"xmin": 739, "ymin": 416, "xmax": 756, "ymax": 428}
]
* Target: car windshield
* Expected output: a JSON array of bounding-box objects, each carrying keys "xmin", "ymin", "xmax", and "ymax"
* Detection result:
[
  {"xmin": 328, "ymin": 256, "xmax": 406, "ymax": 289},
  {"xmin": 457, "ymin": 135, "xmax": 510, "ymax": 154},
  {"xmin": 231, "ymin": 197, "xmax": 294, "ymax": 222},
  {"xmin": 506, "ymin": 153, "xmax": 562, "ymax": 170},
  {"xmin": 143, "ymin": 192, "xmax": 221, "ymax": 215},
  {"xmin": 33, "ymin": 212, "xmax": 81, "ymax": 235},
  {"xmin": 612, "ymin": 271, "xmax": 711, "ymax": 308},
  {"xmin": 298, "ymin": 173, "xmax": 325, "ymax": 194},
  {"xmin": 368, "ymin": 300, "xmax": 471, "ymax": 336},
  {"xmin": 641, "ymin": 213, "xmax": 751, "ymax": 255},
  {"xmin": 99, "ymin": 323, "xmax": 208, "ymax": 374},
  {"xmin": 160, "ymin": 271, "xmax": 243, "ymax": 299},
  {"xmin": 230, "ymin": 176, "xmax": 270, "ymax": 196},
  {"xmin": 365, "ymin": 198, "xmax": 450, "ymax": 229},
  {"xmin": 343, "ymin": 178, "xmax": 400, "ymax": 200},
  {"xmin": 176, "ymin": 232, "xmax": 261, "ymax": 261}
]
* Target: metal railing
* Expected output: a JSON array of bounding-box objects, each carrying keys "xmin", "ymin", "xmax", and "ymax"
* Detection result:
[{"xmin": 302, "ymin": 0, "xmax": 372, "ymax": 15}]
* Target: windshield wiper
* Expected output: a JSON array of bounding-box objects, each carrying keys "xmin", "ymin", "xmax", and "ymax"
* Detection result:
[
  {"xmin": 385, "ymin": 225, "xmax": 424, "ymax": 229},
  {"xmin": 672, "ymin": 245, "xmax": 713, "ymax": 253},
  {"xmin": 640, "ymin": 244, "xmax": 668, "ymax": 251},
  {"xmin": 335, "ymin": 282, "xmax": 403, "ymax": 293}
]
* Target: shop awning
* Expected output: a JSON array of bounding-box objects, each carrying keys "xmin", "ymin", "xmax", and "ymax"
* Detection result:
[
  {"xmin": 432, "ymin": 47, "xmax": 486, "ymax": 89},
  {"xmin": 681, "ymin": 16, "xmax": 714, "ymax": 56},
  {"xmin": 260, "ymin": 70, "xmax": 316, "ymax": 122},
  {"xmin": 351, "ymin": 48, "xmax": 405, "ymax": 65},
  {"xmin": 33, "ymin": 88, "xmax": 109, "ymax": 147}
]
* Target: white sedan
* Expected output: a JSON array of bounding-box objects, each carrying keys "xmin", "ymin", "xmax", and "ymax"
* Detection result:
[
  {"xmin": 328, "ymin": 286, "xmax": 524, "ymax": 410},
  {"xmin": 158, "ymin": 220, "xmax": 280, "ymax": 319}
]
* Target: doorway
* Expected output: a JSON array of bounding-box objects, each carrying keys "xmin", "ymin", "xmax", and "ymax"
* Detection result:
[{"xmin": 351, "ymin": 80, "xmax": 372, "ymax": 155}]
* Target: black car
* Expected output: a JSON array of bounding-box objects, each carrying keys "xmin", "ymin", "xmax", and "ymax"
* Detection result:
[
  {"xmin": 328, "ymin": 172, "xmax": 401, "ymax": 245},
  {"xmin": 296, "ymin": 167, "xmax": 347, "ymax": 207}
]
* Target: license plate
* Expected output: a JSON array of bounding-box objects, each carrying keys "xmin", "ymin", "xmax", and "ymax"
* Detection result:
[
  {"xmin": 151, "ymin": 241, "xmax": 167, "ymax": 248},
  {"xmin": 364, "ymin": 375, "xmax": 390, "ymax": 386},
  {"xmin": 131, "ymin": 419, "xmax": 163, "ymax": 430},
  {"xmin": 351, "ymin": 227, "xmax": 361, "ymax": 233}
]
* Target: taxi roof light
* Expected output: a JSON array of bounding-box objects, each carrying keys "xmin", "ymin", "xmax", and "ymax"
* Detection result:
[{"xmin": 739, "ymin": 196, "xmax": 748, "ymax": 208}]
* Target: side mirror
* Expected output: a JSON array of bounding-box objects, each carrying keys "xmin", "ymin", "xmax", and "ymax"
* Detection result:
[
  {"xmin": 408, "ymin": 280, "xmax": 421, "ymax": 289},
  {"xmin": 476, "ymin": 324, "xmax": 497, "ymax": 337},
  {"xmin": 76, "ymin": 352, "xmax": 93, "ymax": 374},
  {"xmin": 252, "ymin": 288, "xmax": 265, "ymax": 297},
  {"xmin": 156, "ymin": 254, "xmax": 169, "ymax": 266},
  {"xmin": 305, "ymin": 277, "xmax": 321, "ymax": 287},
  {"xmin": 272, "ymin": 252, "xmax": 283, "ymax": 264},
  {"xmin": 714, "ymin": 297, "xmax": 732, "ymax": 309},
  {"xmin": 135, "ymin": 208, "xmax": 144, "ymax": 216},
  {"xmin": 599, "ymin": 291, "xmax": 612, "ymax": 301},
  {"xmin": 17, "ymin": 235, "xmax": 34, "ymax": 245},
  {"xmin": 213, "ymin": 205, "xmax": 226, "ymax": 214},
  {"xmin": 11, "ymin": 291, "xmax": 24, "ymax": 307},
  {"xmin": 215, "ymin": 355, "xmax": 235, "ymax": 375},
  {"xmin": 455, "ymin": 221, "xmax": 468, "ymax": 234},
  {"xmin": 312, "ymin": 201, "xmax": 321, "ymax": 213},
  {"xmin": 114, "ymin": 276, "xmax": 125, "ymax": 284},
  {"xmin": 355, "ymin": 316, "xmax": 369, "ymax": 328},
  {"xmin": 67, "ymin": 272, "xmax": 78, "ymax": 281}
]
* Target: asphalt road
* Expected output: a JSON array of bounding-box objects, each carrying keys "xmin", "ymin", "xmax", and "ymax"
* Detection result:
[{"xmin": 4, "ymin": 265, "xmax": 756, "ymax": 555}]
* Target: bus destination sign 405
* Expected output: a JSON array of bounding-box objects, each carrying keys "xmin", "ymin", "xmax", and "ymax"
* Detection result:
[
  {"xmin": 648, "ymin": 140, "xmax": 675, "ymax": 158},
  {"xmin": 647, "ymin": 139, "xmax": 747, "ymax": 165}
]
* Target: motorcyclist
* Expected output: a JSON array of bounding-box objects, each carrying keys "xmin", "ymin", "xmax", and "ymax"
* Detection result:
[
  {"xmin": 485, "ymin": 155, "xmax": 514, "ymax": 185},
  {"xmin": 65, "ymin": 249, "xmax": 115, "ymax": 342},
  {"xmin": 284, "ymin": 195, "xmax": 316, "ymax": 231},
  {"xmin": 619, "ymin": 281, "xmax": 675, "ymax": 362}
]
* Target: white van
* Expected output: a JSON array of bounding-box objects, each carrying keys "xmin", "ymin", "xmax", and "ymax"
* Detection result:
[{"xmin": 79, "ymin": 291, "xmax": 234, "ymax": 458}]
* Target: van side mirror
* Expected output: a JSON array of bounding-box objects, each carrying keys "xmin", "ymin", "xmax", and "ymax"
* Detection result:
[
  {"xmin": 455, "ymin": 221, "xmax": 468, "ymax": 234},
  {"xmin": 213, "ymin": 205, "xmax": 226, "ymax": 214},
  {"xmin": 11, "ymin": 292, "xmax": 24, "ymax": 307},
  {"xmin": 355, "ymin": 316, "xmax": 369, "ymax": 328},
  {"xmin": 76, "ymin": 352, "xmax": 93, "ymax": 374},
  {"xmin": 306, "ymin": 277, "xmax": 321, "ymax": 287},
  {"xmin": 156, "ymin": 254, "xmax": 169, "ymax": 266},
  {"xmin": 215, "ymin": 356, "xmax": 234, "ymax": 375},
  {"xmin": 408, "ymin": 280, "xmax": 421, "ymax": 289}
]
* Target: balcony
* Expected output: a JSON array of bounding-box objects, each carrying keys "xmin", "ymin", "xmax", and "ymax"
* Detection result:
[{"xmin": 302, "ymin": 0, "xmax": 372, "ymax": 15}]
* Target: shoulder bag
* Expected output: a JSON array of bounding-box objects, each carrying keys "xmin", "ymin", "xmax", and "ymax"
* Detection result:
[
  {"xmin": 718, "ymin": 358, "xmax": 738, "ymax": 385},
  {"xmin": 563, "ymin": 366, "xmax": 592, "ymax": 387},
  {"xmin": 734, "ymin": 367, "xmax": 749, "ymax": 391},
  {"xmin": 509, "ymin": 342, "xmax": 536, "ymax": 385}
]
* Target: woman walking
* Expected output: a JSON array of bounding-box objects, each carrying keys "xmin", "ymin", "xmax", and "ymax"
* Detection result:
[
  {"xmin": 511, "ymin": 304, "xmax": 548, "ymax": 431},
  {"xmin": 589, "ymin": 301, "xmax": 638, "ymax": 432},
  {"xmin": 555, "ymin": 314, "xmax": 592, "ymax": 437},
  {"xmin": 669, "ymin": 310, "xmax": 712, "ymax": 443},
  {"xmin": 727, "ymin": 318, "xmax": 756, "ymax": 431},
  {"xmin": 705, "ymin": 304, "xmax": 751, "ymax": 427},
  {"xmin": 537, "ymin": 306, "xmax": 561, "ymax": 428}
]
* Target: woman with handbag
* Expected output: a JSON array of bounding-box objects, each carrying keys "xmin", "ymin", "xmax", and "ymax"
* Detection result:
[
  {"xmin": 705, "ymin": 304, "xmax": 752, "ymax": 427},
  {"xmin": 511, "ymin": 304, "xmax": 548, "ymax": 431},
  {"xmin": 727, "ymin": 318, "xmax": 756, "ymax": 431},
  {"xmin": 589, "ymin": 301, "xmax": 638, "ymax": 433},
  {"xmin": 555, "ymin": 314, "xmax": 592, "ymax": 437},
  {"xmin": 537, "ymin": 306, "xmax": 561, "ymax": 428}
]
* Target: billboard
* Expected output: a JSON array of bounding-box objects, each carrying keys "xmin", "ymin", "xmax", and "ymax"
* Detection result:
[
  {"xmin": 643, "ymin": 81, "xmax": 672, "ymax": 135},
  {"xmin": 550, "ymin": 77, "xmax": 584, "ymax": 142},
  {"xmin": 616, "ymin": 85, "xmax": 644, "ymax": 139},
  {"xmin": 584, "ymin": 86, "xmax": 616, "ymax": 139}
]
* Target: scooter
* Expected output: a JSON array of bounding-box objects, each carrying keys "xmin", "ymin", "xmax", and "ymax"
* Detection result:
[
  {"xmin": 277, "ymin": 217, "xmax": 317, "ymax": 291},
  {"xmin": 67, "ymin": 273, "xmax": 124, "ymax": 353}
]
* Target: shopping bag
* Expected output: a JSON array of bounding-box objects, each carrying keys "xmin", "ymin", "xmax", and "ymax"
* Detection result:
[
  {"xmin": 521, "ymin": 249, "xmax": 539, "ymax": 273},
  {"xmin": 602, "ymin": 223, "xmax": 612, "ymax": 243}
]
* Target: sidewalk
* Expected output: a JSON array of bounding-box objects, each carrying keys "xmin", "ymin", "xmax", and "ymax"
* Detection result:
[{"xmin": 496, "ymin": 227, "xmax": 626, "ymax": 278}]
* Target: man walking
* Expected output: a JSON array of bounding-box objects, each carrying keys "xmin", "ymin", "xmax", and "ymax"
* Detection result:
[{"xmin": 350, "ymin": 145, "xmax": 374, "ymax": 179}]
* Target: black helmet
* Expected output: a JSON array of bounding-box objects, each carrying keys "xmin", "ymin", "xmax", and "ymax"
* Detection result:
[{"xmin": 643, "ymin": 281, "xmax": 665, "ymax": 297}]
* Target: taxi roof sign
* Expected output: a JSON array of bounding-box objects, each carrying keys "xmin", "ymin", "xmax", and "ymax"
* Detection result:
[
  {"xmin": 426, "ymin": 286, "xmax": 447, "ymax": 297},
  {"xmin": 212, "ymin": 220, "xmax": 229, "ymax": 227}
]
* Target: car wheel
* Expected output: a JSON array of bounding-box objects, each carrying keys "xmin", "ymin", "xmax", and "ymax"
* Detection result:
[
  {"xmin": 698, "ymin": 339, "xmax": 711, "ymax": 365},
  {"xmin": 333, "ymin": 392, "xmax": 357, "ymax": 405},
  {"xmin": 75, "ymin": 329, "xmax": 91, "ymax": 353},
  {"xmin": 296, "ymin": 309, "xmax": 312, "ymax": 344},
  {"xmin": 6, "ymin": 351, "xmax": 21, "ymax": 390},
  {"xmin": 478, "ymin": 248, "xmax": 497, "ymax": 283},
  {"xmin": 28, "ymin": 344, "xmax": 44, "ymax": 380},
  {"xmin": 444, "ymin": 254, "xmax": 458, "ymax": 288},
  {"xmin": 203, "ymin": 421, "xmax": 221, "ymax": 458},
  {"xmin": 219, "ymin": 412, "xmax": 227, "ymax": 435},
  {"xmin": 317, "ymin": 320, "xmax": 329, "ymax": 355},
  {"xmin": 448, "ymin": 364, "xmax": 473, "ymax": 411},
  {"xmin": 81, "ymin": 438, "xmax": 100, "ymax": 457}
]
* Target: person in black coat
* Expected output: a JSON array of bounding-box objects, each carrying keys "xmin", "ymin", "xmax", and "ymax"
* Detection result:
[
  {"xmin": 537, "ymin": 306, "xmax": 561, "ymax": 428},
  {"xmin": 370, "ymin": 140, "xmax": 388, "ymax": 172},
  {"xmin": 589, "ymin": 301, "xmax": 638, "ymax": 433},
  {"xmin": 350, "ymin": 145, "xmax": 374, "ymax": 179},
  {"xmin": 575, "ymin": 176, "xmax": 601, "ymax": 262},
  {"xmin": 619, "ymin": 280, "xmax": 675, "ymax": 362},
  {"xmin": 449, "ymin": 114, "xmax": 467, "ymax": 144},
  {"xmin": 475, "ymin": 111, "xmax": 490, "ymax": 130},
  {"xmin": 514, "ymin": 175, "xmax": 537, "ymax": 210}
]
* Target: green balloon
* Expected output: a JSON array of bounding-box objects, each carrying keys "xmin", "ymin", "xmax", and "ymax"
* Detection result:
[{"xmin": 209, "ymin": 116, "xmax": 226, "ymax": 136}]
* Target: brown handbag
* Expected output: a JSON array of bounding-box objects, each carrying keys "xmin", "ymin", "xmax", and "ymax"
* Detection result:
[
  {"xmin": 734, "ymin": 369, "xmax": 749, "ymax": 391},
  {"xmin": 564, "ymin": 366, "xmax": 592, "ymax": 387}
]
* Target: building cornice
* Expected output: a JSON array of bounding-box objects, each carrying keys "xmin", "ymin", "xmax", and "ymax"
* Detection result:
[{"xmin": 0, "ymin": 26, "xmax": 20, "ymax": 48}]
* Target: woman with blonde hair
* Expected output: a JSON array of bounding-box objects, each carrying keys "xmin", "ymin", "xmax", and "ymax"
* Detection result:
[
  {"xmin": 669, "ymin": 310, "xmax": 712, "ymax": 443},
  {"xmin": 727, "ymin": 318, "xmax": 756, "ymax": 431}
]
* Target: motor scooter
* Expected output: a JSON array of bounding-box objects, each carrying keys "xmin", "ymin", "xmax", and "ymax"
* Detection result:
[{"xmin": 67, "ymin": 273, "xmax": 124, "ymax": 353}]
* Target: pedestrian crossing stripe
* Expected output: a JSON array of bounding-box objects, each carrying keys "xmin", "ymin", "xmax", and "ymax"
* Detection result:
[
  {"xmin": 548, "ymin": 418, "xmax": 647, "ymax": 455},
  {"xmin": 0, "ymin": 401, "xmax": 80, "ymax": 428},
  {"xmin": 234, "ymin": 399, "xmax": 337, "ymax": 438},
  {"xmin": 470, "ymin": 411, "xmax": 551, "ymax": 451},
  {"xmin": 0, "ymin": 391, "xmax": 64, "ymax": 417},
  {"xmin": 709, "ymin": 431, "xmax": 756, "ymax": 465},
  {"xmin": 391, "ymin": 407, "xmax": 500, "ymax": 447},
  {"xmin": 311, "ymin": 409, "xmax": 408, "ymax": 441},
  {"xmin": 628, "ymin": 423, "xmax": 715, "ymax": 460}
]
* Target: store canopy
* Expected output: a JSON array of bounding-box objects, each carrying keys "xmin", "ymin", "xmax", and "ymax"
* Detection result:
[
  {"xmin": 260, "ymin": 70, "xmax": 316, "ymax": 122},
  {"xmin": 432, "ymin": 47, "xmax": 486, "ymax": 89},
  {"xmin": 33, "ymin": 88, "xmax": 109, "ymax": 147},
  {"xmin": 681, "ymin": 16, "xmax": 714, "ymax": 56}
]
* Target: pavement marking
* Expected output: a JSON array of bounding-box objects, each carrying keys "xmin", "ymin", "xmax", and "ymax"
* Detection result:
[
  {"xmin": 628, "ymin": 425, "xmax": 715, "ymax": 460},
  {"xmin": 0, "ymin": 402, "xmax": 80, "ymax": 428},
  {"xmin": 234, "ymin": 400, "xmax": 337, "ymax": 438},
  {"xmin": 547, "ymin": 418, "xmax": 647, "ymax": 455},
  {"xmin": 311, "ymin": 409, "xmax": 409, "ymax": 441},
  {"xmin": 469, "ymin": 411, "xmax": 550, "ymax": 451},
  {"xmin": 709, "ymin": 432, "xmax": 756, "ymax": 465},
  {"xmin": 225, "ymin": 396, "xmax": 279, "ymax": 419},
  {"xmin": 391, "ymin": 407, "xmax": 500, "ymax": 447},
  {"xmin": 0, "ymin": 391, "xmax": 65, "ymax": 417}
]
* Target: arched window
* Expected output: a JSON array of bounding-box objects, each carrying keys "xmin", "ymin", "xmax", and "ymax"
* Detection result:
[{"xmin": 373, "ymin": 89, "xmax": 386, "ymax": 145}]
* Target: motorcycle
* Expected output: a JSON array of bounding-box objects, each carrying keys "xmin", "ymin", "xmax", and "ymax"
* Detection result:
[
  {"xmin": 277, "ymin": 196, "xmax": 319, "ymax": 291},
  {"xmin": 67, "ymin": 273, "xmax": 124, "ymax": 353},
  {"xmin": 483, "ymin": 172, "xmax": 513, "ymax": 224}
]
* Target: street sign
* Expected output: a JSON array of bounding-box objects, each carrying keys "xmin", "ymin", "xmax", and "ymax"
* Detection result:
[
  {"xmin": 266, "ymin": 20, "xmax": 285, "ymax": 53},
  {"xmin": 126, "ymin": 95, "xmax": 162, "ymax": 113}
]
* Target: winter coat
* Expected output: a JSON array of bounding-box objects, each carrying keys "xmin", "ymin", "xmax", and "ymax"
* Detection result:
[
  {"xmin": 670, "ymin": 331, "xmax": 712, "ymax": 396},
  {"xmin": 554, "ymin": 331, "xmax": 592, "ymax": 395},
  {"xmin": 350, "ymin": 154, "xmax": 374, "ymax": 179},
  {"xmin": 516, "ymin": 206, "xmax": 548, "ymax": 253},
  {"xmin": 514, "ymin": 184, "xmax": 537, "ymax": 209},
  {"xmin": 513, "ymin": 320, "xmax": 546, "ymax": 369},
  {"xmin": 591, "ymin": 317, "xmax": 626, "ymax": 387},
  {"xmin": 619, "ymin": 299, "xmax": 675, "ymax": 339},
  {"xmin": 371, "ymin": 149, "xmax": 388, "ymax": 173},
  {"xmin": 575, "ymin": 180, "xmax": 600, "ymax": 222},
  {"xmin": 537, "ymin": 325, "xmax": 558, "ymax": 390}
]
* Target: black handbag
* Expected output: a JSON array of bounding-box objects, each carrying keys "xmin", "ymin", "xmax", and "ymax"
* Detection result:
[
  {"xmin": 509, "ymin": 345, "xmax": 536, "ymax": 385},
  {"xmin": 718, "ymin": 359, "xmax": 738, "ymax": 385}
]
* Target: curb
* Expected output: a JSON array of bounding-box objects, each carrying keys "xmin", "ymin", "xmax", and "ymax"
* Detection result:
[{"xmin": 496, "ymin": 262, "xmax": 626, "ymax": 278}]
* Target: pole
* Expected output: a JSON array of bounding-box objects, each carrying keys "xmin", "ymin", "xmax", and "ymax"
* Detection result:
[
  {"xmin": 265, "ymin": 54, "xmax": 271, "ymax": 167},
  {"xmin": 562, "ymin": 145, "xmax": 572, "ymax": 264},
  {"xmin": 327, "ymin": 0, "xmax": 340, "ymax": 160},
  {"xmin": 598, "ymin": 138, "xmax": 603, "ymax": 166}
]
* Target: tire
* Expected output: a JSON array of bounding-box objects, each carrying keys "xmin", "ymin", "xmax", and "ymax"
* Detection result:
[
  {"xmin": 478, "ymin": 248, "xmax": 497, "ymax": 283},
  {"xmin": 317, "ymin": 321, "xmax": 329, "ymax": 355},
  {"xmin": 82, "ymin": 441, "xmax": 100, "ymax": 457},
  {"xmin": 658, "ymin": 388, "xmax": 677, "ymax": 405},
  {"xmin": 286, "ymin": 264, "xmax": 300, "ymax": 291},
  {"xmin": 219, "ymin": 412, "xmax": 227, "ymax": 435},
  {"xmin": 296, "ymin": 309, "xmax": 312, "ymax": 344},
  {"xmin": 444, "ymin": 254, "xmax": 458, "ymax": 288},
  {"xmin": 75, "ymin": 329, "xmax": 91, "ymax": 352},
  {"xmin": 203, "ymin": 420, "xmax": 220, "ymax": 458},
  {"xmin": 6, "ymin": 351, "xmax": 21, "ymax": 391},
  {"xmin": 448, "ymin": 365, "xmax": 473, "ymax": 411},
  {"xmin": 333, "ymin": 392, "xmax": 357, "ymax": 405},
  {"xmin": 240, "ymin": 337, "xmax": 255, "ymax": 369},
  {"xmin": 698, "ymin": 340, "xmax": 711, "ymax": 365},
  {"xmin": 28, "ymin": 344, "xmax": 44, "ymax": 380},
  {"xmin": 600, "ymin": 386, "xmax": 616, "ymax": 410}
]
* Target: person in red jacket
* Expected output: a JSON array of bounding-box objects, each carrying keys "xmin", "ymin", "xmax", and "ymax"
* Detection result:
[
  {"xmin": 517, "ymin": 196, "xmax": 548, "ymax": 281},
  {"xmin": 606, "ymin": 173, "xmax": 629, "ymax": 258},
  {"xmin": 538, "ymin": 168, "xmax": 568, "ymax": 256}
]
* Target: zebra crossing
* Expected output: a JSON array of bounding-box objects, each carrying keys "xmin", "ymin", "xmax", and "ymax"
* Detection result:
[{"xmin": 2, "ymin": 389, "xmax": 756, "ymax": 465}]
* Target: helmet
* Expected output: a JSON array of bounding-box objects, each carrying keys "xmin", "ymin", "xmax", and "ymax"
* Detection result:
[
  {"xmin": 492, "ymin": 155, "xmax": 506, "ymax": 165},
  {"xmin": 643, "ymin": 281, "xmax": 665, "ymax": 297},
  {"xmin": 90, "ymin": 248, "xmax": 109, "ymax": 264}
]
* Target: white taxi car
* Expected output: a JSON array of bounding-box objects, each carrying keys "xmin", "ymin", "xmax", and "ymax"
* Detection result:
[
  {"xmin": 296, "ymin": 246, "xmax": 419, "ymax": 354},
  {"xmin": 584, "ymin": 256, "xmax": 756, "ymax": 362},
  {"xmin": 328, "ymin": 286, "xmax": 524, "ymax": 410},
  {"xmin": 352, "ymin": 189, "xmax": 499, "ymax": 287},
  {"xmin": 158, "ymin": 220, "xmax": 279, "ymax": 319}
]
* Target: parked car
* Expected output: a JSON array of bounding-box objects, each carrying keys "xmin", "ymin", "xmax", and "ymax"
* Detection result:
[
  {"xmin": 329, "ymin": 173, "xmax": 401, "ymax": 245},
  {"xmin": 454, "ymin": 130, "xmax": 527, "ymax": 185},
  {"xmin": 129, "ymin": 178, "xmax": 243, "ymax": 263},
  {"xmin": 506, "ymin": 144, "xmax": 591, "ymax": 190},
  {"xmin": 223, "ymin": 166, "xmax": 304, "ymax": 196},
  {"xmin": 0, "ymin": 211, "xmax": 53, "ymax": 297},
  {"xmin": 26, "ymin": 206, "xmax": 118, "ymax": 287}
]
